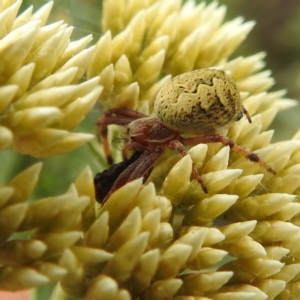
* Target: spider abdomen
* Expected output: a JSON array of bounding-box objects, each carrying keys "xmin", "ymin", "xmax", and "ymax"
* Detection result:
[{"xmin": 154, "ymin": 69, "xmax": 244, "ymax": 133}]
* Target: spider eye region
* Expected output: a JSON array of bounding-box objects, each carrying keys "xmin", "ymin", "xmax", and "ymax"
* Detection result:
[{"xmin": 154, "ymin": 68, "xmax": 246, "ymax": 133}]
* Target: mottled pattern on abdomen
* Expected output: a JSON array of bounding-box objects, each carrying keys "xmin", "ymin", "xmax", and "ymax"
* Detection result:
[{"xmin": 154, "ymin": 69, "xmax": 243, "ymax": 133}]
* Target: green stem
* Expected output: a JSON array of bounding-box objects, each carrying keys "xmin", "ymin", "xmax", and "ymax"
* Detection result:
[{"xmin": 86, "ymin": 142, "xmax": 108, "ymax": 170}]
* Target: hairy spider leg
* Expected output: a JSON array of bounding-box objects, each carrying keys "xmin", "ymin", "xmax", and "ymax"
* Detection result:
[
  {"xmin": 96, "ymin": 108, "xmax": 148, "ymax": 164},
  {"xmin": 242, "ymin": 105, "xmax": 252, "ymax": 123},
  {"xmin": 102, "ymin": 149, "xmax": 163, "ymax": 203},
  {"xmin": 169, "ymin": 140, "xmax": 208, "ymax": 193},
  {"xmin": 122, "ymin": 142, "xmax": 134, "ymax": 160},
  {"xmin": 94, "ymin": 151, "xmax": 143, "ymax": 204},
  {"xmin": 180, "ymin": 133, "xmax": 276, "ymax": 175},
  {"xmin": 128, "ymin": 149, "xmax": 163, "ymax": 181}
]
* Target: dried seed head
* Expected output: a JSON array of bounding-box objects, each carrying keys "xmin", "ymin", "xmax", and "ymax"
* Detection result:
[{"xmin": 154, "ymin": 69, "xmax": 244, "ymax": 133}]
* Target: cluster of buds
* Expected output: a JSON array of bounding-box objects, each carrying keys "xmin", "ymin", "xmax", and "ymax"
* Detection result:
[
  {"xmin": 0, "ymin": 0, "xmax": 102, "ymax": 157},
  {"xmin": 0, "ymin": 0, "xmax": 300, "ymax": 299}
]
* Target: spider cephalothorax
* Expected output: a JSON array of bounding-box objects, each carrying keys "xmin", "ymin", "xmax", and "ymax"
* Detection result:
[{"xmin": 94, "ymin": 69, "xmax": 275, "ymax": 204}]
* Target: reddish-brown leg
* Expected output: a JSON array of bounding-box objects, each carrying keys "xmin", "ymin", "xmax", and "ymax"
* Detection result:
[
  {"xmin": 94, "ymin": 151, "xmax": 143, "ymax": 203},
  {"xmin": 103, "ymin": 149, "xmax": 163, "ymax": 203},
  {"xmin": 180, "ymin": 133, "xmax": 276, "ymax": 174},
  {"xmin": 242, "ymin": 105, "xmax": 252, "ymax": 123},
  {"xmin": 96, "ymin": 108, "xmax": 148, "ymax": 164},
  {"xmin": 169, "ymin": 140, "xmax": 208, "ymax": 193}
]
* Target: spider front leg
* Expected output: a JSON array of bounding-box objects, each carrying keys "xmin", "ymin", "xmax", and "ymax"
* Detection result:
[
  {"xmin": 180, "ymin": 133, "xmax": 276, "ymax": 175},
  {"xmin": 242, "ymin": 105, "xmax": 252, "ymax": 123},
  {"xmin": 169, "ymin": 140, "xmax": 208, "ymax": 193},
  {"xmin": 100, "ymin": 148, "xmax": 163, "ymax": 204},
  {"xmin": 96, "ymin": 108, "xmax": 148, "ymax": 164},
  {"xmin": 94, "ymin": 151, "xmax": 143, "ymax": 204}
]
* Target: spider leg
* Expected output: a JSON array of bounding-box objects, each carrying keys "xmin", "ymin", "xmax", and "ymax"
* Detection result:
[
  {"xmin": 94, "ymin": 151, "xmax": 143, "ymax": 204},
  {"xmin": 121, "ymin": 141, "xmax": 135, "ymax": 160},
  {"xmin": 242, "ymin": 105, "xmax": 252, "ymax": 123},
  {"xmin": 102, "ymin": 148, "xmax": 163, "ymax": 203},
  {"xmin": 180, "ymin": 134, "xmax": 276, "ymax": 175},
  {"xmin": 96, "ymin": 108, "xmax": 148, "ymax": 164},
  {"xmin": 169, "ymin": 140, "xmax": 208, "ymax": 193},
  {"xmin": 128, "ymin": 149, "xmax": 163, "ymax": 181}
]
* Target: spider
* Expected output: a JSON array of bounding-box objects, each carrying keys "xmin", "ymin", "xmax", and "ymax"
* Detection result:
[
  {"xmin": 94, "ymin": 150, "xmax": 146, "ymax": 203},
  {"xmin": 94, "ymin": 69, "xmax": 275, "ymax": 204}
]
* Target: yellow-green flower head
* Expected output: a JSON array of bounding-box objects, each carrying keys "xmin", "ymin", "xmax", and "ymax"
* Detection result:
[
  {"xmin": 86, "ymin": 0, "xmax": 300, "ymax": 298},
  {"xmin": 88, "ymin": 0, "xmax": 295, "ymax": 115},
  {"xmin": 0, "ymin": 1, "xmax": 300, "ymax": 300},
  {"xmin": 0, "ymin": 0, "xmax": 102, "ymax": 157}
]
